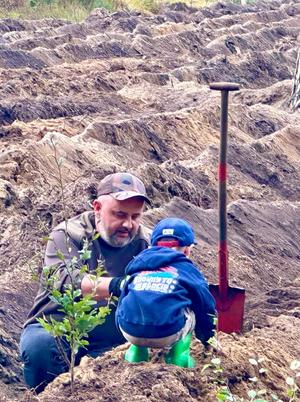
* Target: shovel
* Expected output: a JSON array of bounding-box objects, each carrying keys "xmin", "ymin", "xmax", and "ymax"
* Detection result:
[{"xmin": 208, "ymin": 82, "xmax": 246, "ymax": 334}]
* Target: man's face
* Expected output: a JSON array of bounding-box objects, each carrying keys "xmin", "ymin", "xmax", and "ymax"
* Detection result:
[{"xmin": 93, "ymin": 196, "xmax": 145, "ymax": 247}]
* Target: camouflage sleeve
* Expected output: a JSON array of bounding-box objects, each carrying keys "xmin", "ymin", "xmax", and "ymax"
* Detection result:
[{"xmin": 42, "ymin": 229, "xmax": 83, "ymax": 291}]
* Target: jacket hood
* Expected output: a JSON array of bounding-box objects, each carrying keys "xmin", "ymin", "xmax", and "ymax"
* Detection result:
[{"xmin": 125, "ymin": 246, "xmax": 191, "ymax": 275}]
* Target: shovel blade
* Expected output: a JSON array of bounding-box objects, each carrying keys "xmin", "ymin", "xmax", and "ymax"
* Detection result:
[{"xmin": 209, "ymin": 284, "xmax": 245, "ymax": 334}]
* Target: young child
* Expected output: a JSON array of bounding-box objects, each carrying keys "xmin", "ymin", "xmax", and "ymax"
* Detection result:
[{"xmin": 116, "ymin": 217, "xmax": 216, "ymax": 367}]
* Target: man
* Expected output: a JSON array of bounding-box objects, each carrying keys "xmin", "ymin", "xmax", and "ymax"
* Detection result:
[{"xmin": 20, "ymin": 172, "xmax": 151, "ymax": 392}]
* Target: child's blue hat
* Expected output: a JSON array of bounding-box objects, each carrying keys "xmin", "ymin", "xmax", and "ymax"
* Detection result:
[{"xmin": 151, "ymin": 217, "xmax": 196, "ymax": 247}]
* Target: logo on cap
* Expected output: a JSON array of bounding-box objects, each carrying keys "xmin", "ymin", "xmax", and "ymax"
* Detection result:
[
  {"xmin": 162, "ymin": 229, "xmax": 174, "ymax": 235},
  {"xmin": 151, "ymin": 217, "xmax": 196, "ymax": 247}
]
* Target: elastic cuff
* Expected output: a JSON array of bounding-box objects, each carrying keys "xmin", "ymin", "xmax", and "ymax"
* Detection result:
[{"xmin": 108, "ymin": 277, "xmax": 123, "ymax": 297}]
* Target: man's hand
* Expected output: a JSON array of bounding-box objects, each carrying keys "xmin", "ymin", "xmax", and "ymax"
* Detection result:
[
  {"xmin": 81, "ymin": 276, "xmax": 112, "ymax": 300},
  {"xmin": 81, "ymin": 275, "xmax": 129, "ymax": 301}
]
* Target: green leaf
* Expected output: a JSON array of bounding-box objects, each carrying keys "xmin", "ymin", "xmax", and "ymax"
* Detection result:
[
  {"xmin": 79, "ymin": 339, "xmax": 89, "ymax": 347},
  {"xmin": 73, "ymin": 289, "xmax": 82, "ymax": 298},
  {"xmin": 290, "ymin": 360, "xmax": 300, "ymax": 370},
  {"xmin": 249, "ymin": 358, "xmax": 258, "ymax": 366},
  {"xmin": 92, "ymin": 232, "xmax": 100, "ymax": 240},
  {"xmin": 271, "ymin": 394, "xmax": 278, "ymax": 400},
  {"xmin": 79, "ymin": 249, "xmax": 92, "ymax": 261},
  {"xmin": 80, "ymin": 264, "xmax": 89, "ymax": 274},
  {"xmin": 37, "ymin": 318, "xmax": 51, "ymax": 332},
  {"xmin": 211, "ymin": 357, "xmax": 221, "ymax": 365},
  {"xmin": 286, "ymin": 376, "xmax": 295, "ymax": 386},
  {"xmin": 71, "ymin": 256, "xmax": 78, "ymax": 265},
  {"xmin": 42, "ymin": 265, "xmax": 56, "ymax": 276},
  {"xmin": 216, "ymin": 386, "xmax": 233, "ymax": 401},
  {"xmin": 95, "ymin": 266, "xmax": 105, "ymax": 278},
  {"xmin": 42, "ymin": 266, "xmax": 50, "ymax": 276},
  {"xmin": 49, "ymin": 295, "xmax": 61, "ymax": 304},
  {"xmin": 42, "ymin": 236, "xmax": 52, "ymax": 242},
  {"xmin": 56, "ymin": 250, "xmax": 65, "ymax": 261},
  {"xmin": 201, "ymin": 363, "xmax": 211, "ymax": 372},
  {"xmin": 247, "ymin": 390, "xmax": 257, "ymax": 399},
  {"xmin": 216, "ymin": 394, "xmax": 228, "ymax": 401},
  {"xmin": 253, "ymin": 399, "xmax": 267, "ymax": 402}
]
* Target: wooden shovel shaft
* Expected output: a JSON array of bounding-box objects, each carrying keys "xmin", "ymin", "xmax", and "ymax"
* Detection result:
[{"xmin": 210, "ymin": 82, "xmax": 240, "ymax": 300}]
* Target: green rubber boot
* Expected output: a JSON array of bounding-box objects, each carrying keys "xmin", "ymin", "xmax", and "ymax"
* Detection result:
[
  {"xmin": 165, "ymin": 334, "xmax": 195, "ymax": 368},
  {"xmin": 125, "ymin": 344, "xmax": 149, "ymax": 363}
]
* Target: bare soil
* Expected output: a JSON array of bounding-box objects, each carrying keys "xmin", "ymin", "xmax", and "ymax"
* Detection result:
[{"xmin": 0, "ymin": 1, "xmax": 299, "ymax": 401}]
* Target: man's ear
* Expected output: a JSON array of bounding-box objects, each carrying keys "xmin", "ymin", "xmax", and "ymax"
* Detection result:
[{"xmin": 93, "ymin": 199, "xmax": 102, "ymax": 212}]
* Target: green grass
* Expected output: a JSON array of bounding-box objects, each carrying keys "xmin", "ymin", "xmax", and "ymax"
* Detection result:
[
  {"xmin": 0, "ymin": 0, "xmax": 115, "ymax": 21},
  {"xmin": 0, "ymin": 0, "xmax": 219, "ymax": 22},
  {"xmin": 125, "ymin": 0, "xmax": 213, "ymax": 11}
]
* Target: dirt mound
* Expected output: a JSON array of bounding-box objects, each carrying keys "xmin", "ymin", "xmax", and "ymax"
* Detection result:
[
  {"xmin": 35, "ymin": 315, "xmax": 299, "ymax": 402},
  {"xmin": 0, "ymin": 0, "xmax": 299, "ymax": 400}
]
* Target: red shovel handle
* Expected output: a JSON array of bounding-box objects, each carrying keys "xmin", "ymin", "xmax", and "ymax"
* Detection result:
[{"xmin": 210, "ymin": 82, "xmax": 240, "ymax": 300}]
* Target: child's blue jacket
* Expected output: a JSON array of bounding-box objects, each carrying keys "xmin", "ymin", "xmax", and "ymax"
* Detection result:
[{"xmin": 116, "ymin": 246, "xmax": 216, "ymax": 345}]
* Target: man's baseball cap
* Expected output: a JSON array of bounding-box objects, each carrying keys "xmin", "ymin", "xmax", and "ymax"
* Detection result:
[
  {"xmin": 97, "ymin": 173, "xmax": 151, "ymax": 204},
  {"xmin": 151, "ymin": 217, "xmax": 196, "ymax": 247}
]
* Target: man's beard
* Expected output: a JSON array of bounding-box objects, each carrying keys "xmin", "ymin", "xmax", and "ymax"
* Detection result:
[{"xmin": 97, "ymin": 221, "xmax": 135, "ymax": 247}]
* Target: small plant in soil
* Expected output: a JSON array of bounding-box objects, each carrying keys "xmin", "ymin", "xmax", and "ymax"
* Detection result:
[
  {"xmin": 245, "ymin": 356, "xmax": 300, "ymax": 402},
  {"xmin": 201, "ymin": 344, "xmax": 300, "ymax": 402},
  {"xmin": 285, "ymin": 359, "xmax": 300, "ymax": 402},
  {"xmin": 38, "ymin": 238, "xmax": 110, "ymax": 393},
  {"xmin": 36, "ymin": 136, "xmax": 110, "ymax": 393}
]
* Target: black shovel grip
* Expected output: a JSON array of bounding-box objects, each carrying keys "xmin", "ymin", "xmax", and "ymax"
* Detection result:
[{"xmin": 209, "ymin": 82, "xmax": 240, "ymax": 91}]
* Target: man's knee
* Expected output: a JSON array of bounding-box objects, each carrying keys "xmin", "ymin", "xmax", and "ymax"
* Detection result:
[
  {"xmin": 21, "ymin": 324, "xmax": 53, "ymax": 359},
  {"xmin": 20, "ymin": 323, "xmax": 66, "ymax": 369},
  {"xmin": 20, "ymin": 323, "xmax": 68, "ymax": 391}
]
